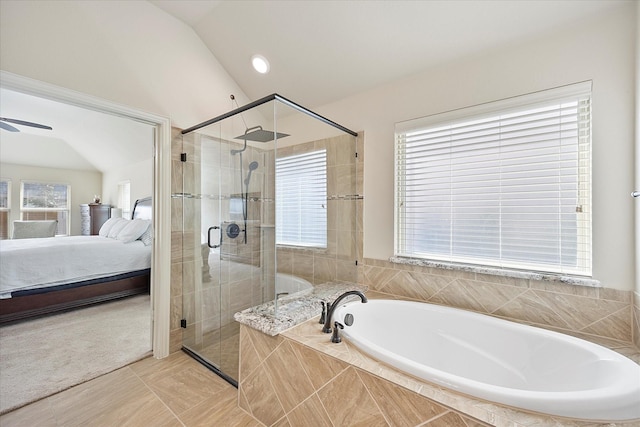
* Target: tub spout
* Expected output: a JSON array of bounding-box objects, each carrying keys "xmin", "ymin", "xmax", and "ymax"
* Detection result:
[{"xmin": 322, "ymin": 290, "xmax": 367, "ymax": 334}]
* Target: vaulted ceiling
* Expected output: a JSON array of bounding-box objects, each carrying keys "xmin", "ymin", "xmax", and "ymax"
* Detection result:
[
  {"xmin": 151, "ymin": 0, "xmax": 626, "ymax": 108},
  {"xmin": 0, "ymin": 0, "xmax": 627, "ymax": 172}
]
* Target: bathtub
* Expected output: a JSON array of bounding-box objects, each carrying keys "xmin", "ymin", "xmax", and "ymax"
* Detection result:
[
  {"xmin": 275, "ymin": 273, "xmax": 313, "ymax": 296},
  {"xmin": 333, "ymin": 299, "xmax": 640, "ymax": 421}
]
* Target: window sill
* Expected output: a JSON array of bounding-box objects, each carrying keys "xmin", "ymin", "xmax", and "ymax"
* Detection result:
[{"xmin": 389, "ymin": 256, "xmax": 601, "ymax": 288}]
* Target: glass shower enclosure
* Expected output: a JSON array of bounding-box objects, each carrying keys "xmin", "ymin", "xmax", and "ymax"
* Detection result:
[{"xmin": 178, "ymin": 95, "xmax": 359, "ymax": 385}]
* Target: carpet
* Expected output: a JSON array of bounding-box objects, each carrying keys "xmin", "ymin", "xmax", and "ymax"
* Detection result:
[{"xmin": 0, "ymin": 294, "xmax": 151, "ymax": 414}]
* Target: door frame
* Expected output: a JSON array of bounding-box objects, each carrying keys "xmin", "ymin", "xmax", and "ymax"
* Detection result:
[{"xmin": 1, "ymin": 70, "xmax": 172, "ymax": 358}]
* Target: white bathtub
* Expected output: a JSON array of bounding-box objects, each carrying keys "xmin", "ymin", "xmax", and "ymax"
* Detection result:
[
  {"xmin": 275, "ymin": 273, "xmax": 313, "ymax": 296},
  {"xmin": 333, "ymin": 299, "xmax": 640, "ymax": 421}
]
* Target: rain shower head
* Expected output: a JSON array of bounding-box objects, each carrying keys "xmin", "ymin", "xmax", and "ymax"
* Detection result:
[{"xmin": 234, "ymin": 125, "xmax": 289, "ymax": 143}]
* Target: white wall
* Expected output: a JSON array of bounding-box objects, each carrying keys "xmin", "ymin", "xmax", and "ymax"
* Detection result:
[
  {"xmin": 102, "ymin": 158, "xmax": 153, "ymax": 217},
  {"xmin": 315, "ymin": 4, "xmax": 636, "ymax": 290},
  {"xmin": 0, "ymin": 0, "xmax": 250, "ymax": 130},
  {"xmin": 1, "ymin": 163, "xmax": 102, "ymax": 236}
]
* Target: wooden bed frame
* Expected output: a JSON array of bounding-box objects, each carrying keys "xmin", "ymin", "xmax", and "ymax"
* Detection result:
[
  {"xmin": 0, "ymin": 197, "xmax": 152, "ymax": 325},
  {"xmin": 0, "ymin": 273, "xmax": 149, "ymax": 324}
]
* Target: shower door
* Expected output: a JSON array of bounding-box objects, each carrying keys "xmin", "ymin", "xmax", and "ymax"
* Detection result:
[{"xmin": 181, "ymin": 108, "xmax": 275, "ymax": 384}]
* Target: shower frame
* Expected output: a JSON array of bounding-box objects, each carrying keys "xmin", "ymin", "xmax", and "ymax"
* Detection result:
[{"xmin": 179, "ymin": 93, "xmax": 359, "ymax": 386}]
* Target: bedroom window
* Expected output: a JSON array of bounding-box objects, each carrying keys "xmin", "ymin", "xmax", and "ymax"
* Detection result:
[
  {"xmin": 395, "ymin": 82, "xmax": 592, "ymax": 276},
  {"xmin": 276, "ymin": 149, "xmax": 327, "ymax": 248},
  {"xmin": 20, "ymin": 181, "xmax": 71, "ymax": 236},
  {"xmin": 118, "ymin": 181, "xmax": 131, "ymax": 219},
  {"xmin": 0, "ymin": 180, "xmax": 10, "ymax": 240}
]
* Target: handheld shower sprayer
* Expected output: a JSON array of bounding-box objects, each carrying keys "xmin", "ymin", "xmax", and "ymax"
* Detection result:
[{"xmin": 245, "ymin": 161, "xmax": 259, "ymax": 185}]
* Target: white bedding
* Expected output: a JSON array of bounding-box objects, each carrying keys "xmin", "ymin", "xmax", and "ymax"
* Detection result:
[{"xmin": 0, "ymin": 235, "xmax": 152, "ymax": 299}]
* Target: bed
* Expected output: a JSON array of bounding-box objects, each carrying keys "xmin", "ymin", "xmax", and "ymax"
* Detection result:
[{"xmin": 0, "ymin": 197, "xmax": 153, "ymax": 324}]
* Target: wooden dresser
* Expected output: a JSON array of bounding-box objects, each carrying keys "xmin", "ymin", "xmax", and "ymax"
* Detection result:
[{"xmin": 80, "ymin": 203, "xmax": 111, "ymax": 235}]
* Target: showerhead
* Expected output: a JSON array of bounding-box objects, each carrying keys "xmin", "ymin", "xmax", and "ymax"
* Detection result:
[
  {"xmin": 245, "ymin": 161, "xmax": 259, "ymax": 185},
  {"xmin": 234, "ymin": 125, "xmax": 289, "ymax": 143}
]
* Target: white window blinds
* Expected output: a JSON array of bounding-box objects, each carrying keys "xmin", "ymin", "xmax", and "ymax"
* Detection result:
[
  {"xmin": 20, "ymin": 181, "xmax": 71, "ymax": 236},
  {"xmin": 395, "ymin": 82, "xmax": 592, "ymax": 276},
  {"xmin": 276, "ymin": 149, "xmax": 327, "ymax": 248}
]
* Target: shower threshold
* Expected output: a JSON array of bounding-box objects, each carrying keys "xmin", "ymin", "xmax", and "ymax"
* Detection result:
[{"xmin": 181, "ymin": 346, "xmax": 238, "ymax": 388}]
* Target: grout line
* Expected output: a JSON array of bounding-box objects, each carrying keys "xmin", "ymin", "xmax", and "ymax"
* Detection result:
[{"xmin": 129, "ymin": 362, "xmax": 186, "ymax": 426}]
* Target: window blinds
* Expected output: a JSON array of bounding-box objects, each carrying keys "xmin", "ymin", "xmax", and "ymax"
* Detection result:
[
  {"xmin": 20, "ymin": 182, "xmax": 71, "ymax": 236},
  {"xmin": 395, "ymin": 82, "xmax": 592, "ymax": 276},
  {"xmin": 276, "ymin": 149, "xmax": 327, "ymax": 248},
  {"xmin": 21, "ymin": 182, "xmax": 69, "ymax": 209}
]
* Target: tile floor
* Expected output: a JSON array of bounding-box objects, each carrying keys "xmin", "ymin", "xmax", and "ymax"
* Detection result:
[{"xmin": 0, "ymin": 352, "xmax": 259, "ymax": 427}]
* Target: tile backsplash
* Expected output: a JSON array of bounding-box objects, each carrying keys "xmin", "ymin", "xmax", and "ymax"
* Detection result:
[{"xmin": 360, "ymin": 257, "xmax": 636, "ymax": 347}]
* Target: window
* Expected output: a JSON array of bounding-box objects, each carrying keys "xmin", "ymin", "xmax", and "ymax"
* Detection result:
[
  {"xmin": 276, "ymin": 149, "xmax": 327, "ymax": 248},
  {"xmin": 0, "ymin": 180, "xmax": 10, "ymax": 239},
  {"xmin": 21, "ymin": 181, "xmax": 71, "ymax": 236},
  {"xmin": 395, "ymin": 82, "xmax": 592, "ymax": 276},
  {"xmin": 118, "ymin": 181, "xmax": 131, "ymax": 219}
]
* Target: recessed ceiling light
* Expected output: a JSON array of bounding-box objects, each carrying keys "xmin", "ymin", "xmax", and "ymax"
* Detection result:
[{"xmin": 251, "ymin": 54, "xmax": 270, "ymax": 74}]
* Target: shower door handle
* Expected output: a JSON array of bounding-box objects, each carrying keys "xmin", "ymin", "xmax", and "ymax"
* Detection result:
[{"xmin": 207, "ymin": 226, "xmax": 221, "ymax": 248}]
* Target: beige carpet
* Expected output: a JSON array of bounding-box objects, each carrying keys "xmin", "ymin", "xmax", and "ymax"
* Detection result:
[{"xmin": 0, "ymin": 294, "xmax": 151, "ymax": 414}]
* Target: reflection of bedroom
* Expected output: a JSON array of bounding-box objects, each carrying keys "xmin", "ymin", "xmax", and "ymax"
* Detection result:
[{"xmin": 0, "ymin": 89, "xmax": 156, "ymax": 412}]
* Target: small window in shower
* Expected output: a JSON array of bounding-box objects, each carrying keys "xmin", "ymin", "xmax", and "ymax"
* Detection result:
[{"xmin": 276, "ymin": 149, "xmax": 327, "ymax": 248}]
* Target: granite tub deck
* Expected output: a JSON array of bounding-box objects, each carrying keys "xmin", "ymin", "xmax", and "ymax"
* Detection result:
[
  {"xmin": 238, "ymin": 289, "xmax": 640, "ymax": 427},
  {"xmin": 234, "ymin": 282, "xmax": 368, "ymax": 336}
]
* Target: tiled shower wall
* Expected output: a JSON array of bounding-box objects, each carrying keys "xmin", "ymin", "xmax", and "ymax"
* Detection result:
[
  {"xmin": 275, "ymin": 134, "xmax": 362, "ymax": 286},
  {"xmin": 170, "ymin": 128, "xmax": 184, "ymax": 352},
  {"xmin": 169, "ymin": 130, "xmax": 364, "ymax": 353},
  {"xmin": 634, "ymin": 292, "xmax": 640, "ymax": 347}
]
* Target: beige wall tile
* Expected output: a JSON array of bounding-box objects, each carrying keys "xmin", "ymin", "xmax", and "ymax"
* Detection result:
[
  {"xmin": 357, "ymin": 369, "xmax": 448, "ymax": 425},
  {"xmin": 316, "ymin": 367, "xmax": 387, "ymax": 426},
  {"xmin": 263, "ymin": 341, "xmax": 316, "ymax": 413},
  {"xmin": 492, "ymin": 289, "xmax": 572, "ymax": 329},
  {"xmin": 285, "ymin": 394, "xmax": 332, "ymax": 427},
  {"xmin": 244, "ymin": 325, "xmax": 283, "ymax": 362},
  {"xmin": 239, "ymin": 327, "xmax": 261, "ymax": 382},
  {"xmin": 240, "ymin": 365, "xmax": 285, "ymax": 425},
  {"xmin": 289, "ymin": 340, "xmax": 349, "ymax": 390},
  {"xmin": 427, "ymin": 411, "xmax": 476, "ymax": 427},
  {"xmin": 580, "ymin": 307, "xmax": 632, "ymax": 342}
]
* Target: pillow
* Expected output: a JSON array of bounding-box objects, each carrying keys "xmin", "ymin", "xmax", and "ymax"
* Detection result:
[
  {"xmin": 107, "ymin": 218, "xmax": 129, "ymax": 238},
  {"xmin": 117, "ymin": 219, "xmax": 150, "ymax": 243},
  {"xmin": 138, "ymin": 224, "xmax": 153, "ymax": 246},
  {"xmin": 99, "ymin": 217, "xmax": 122, "ymax": 237}
]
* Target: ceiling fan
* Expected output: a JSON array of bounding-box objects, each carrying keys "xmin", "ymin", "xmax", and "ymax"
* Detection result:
[{"xmin": 0, "ymin": 117, "xmax": 53, "ymax": 132}]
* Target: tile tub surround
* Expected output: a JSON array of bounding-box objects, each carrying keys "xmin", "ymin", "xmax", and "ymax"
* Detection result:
[
  {"xmin": 257, "ymin": 304, "xmax": 640, "ymax": 427},
  {"xmin": 235, "ymin": 291, "xmax": 640, "ymax": 427},
  {"xmin": 238, "ymin": 323, "xmax": 491, "ymax": 427},
  {"xmin": 361, "ymin": 258, "xmax": 638, "ymax": 347}
]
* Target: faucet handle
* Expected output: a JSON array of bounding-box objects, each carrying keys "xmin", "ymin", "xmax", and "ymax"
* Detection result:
[
  {"xmin": 319, "ymin": 301, "xmax": 327, "ymax": 324},
  {"xmin": 331, "ymin": 321, "xmax": 344, "ymax": 343}
]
